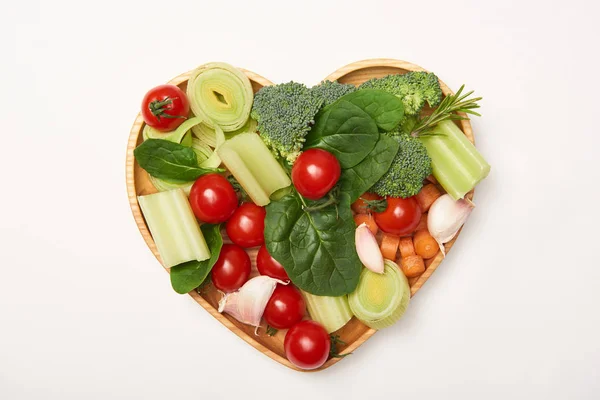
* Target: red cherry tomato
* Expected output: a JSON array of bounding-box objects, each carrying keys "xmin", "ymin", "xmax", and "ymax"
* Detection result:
[
  {"xmin": 256, "ymin": 245, "xmax": 289, "ymax": 282},
  {"xmin": 284, "ymin": 320, "xmax": 330, "ymax": 370},
  {"xmin": 225, "ymin": 203, "xmax": 266, "ymax": 248},
  {"xmin": 374, "ymin": 196, "xmax": 422, "ymax": 236},
  {"xmin": 263, "ymin": 285, "xmax": 305, "ymax": 329},
  {"xmin": 189, "ymin": 174, "xmax": 238, "ymax": 224},
  {"xmin": 291, "ymin": 149, "xmax": 341, "ymax": 200},
  {"xmin": 141, "ymin": 84, "xmax": 190, "ymax": 132},
  {"xmin": 210, "ymin": 244, "xmax": 251, "ymax": 292}
]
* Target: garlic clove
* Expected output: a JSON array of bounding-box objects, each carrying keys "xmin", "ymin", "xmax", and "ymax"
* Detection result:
[
  {"xmin": 218, "ymin": 275, "xmax": 284, "ymax": 327},
  {"xmin": 427, "ymin": 194, "xmax": 475, "ymax": 257},
  {"xmin": 355, "ymin": 223, "xmax": 385, "ymax": 274}
]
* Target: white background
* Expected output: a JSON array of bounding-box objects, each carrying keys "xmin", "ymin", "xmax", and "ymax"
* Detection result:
[{"xmin": 2, "ymin": 0, "xmax": 599, "ymax": 398}]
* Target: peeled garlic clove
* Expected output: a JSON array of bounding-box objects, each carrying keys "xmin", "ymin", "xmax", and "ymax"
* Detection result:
[
  {"xmin": 427, "ymin": 194, "xmax": 475, "ymax": 256},
  {"xmin": 355, "ymin": 223, "xmax": 384, "ymax": 273},
  {"xmin": 218, "ymin": 275, "xmax": 283, "ymax": 327}
]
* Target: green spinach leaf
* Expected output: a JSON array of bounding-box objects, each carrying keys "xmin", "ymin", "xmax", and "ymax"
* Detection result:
[
  {"xmin": 134, "ymin": 139, "xmax": 222, "ymax": 181},
  {"xmin": 304, "ymin": 101, "xmax": 379, "ymax": 169},
  {"xmin": 338, "ymin": 134, "xmax": 400, "ymax": 202},
  {"xmin": 170, "ymin": 224, "xmax": 223, "ymax": 294},
  {"xmin": 335, "ymin": 89, "xmax": 404, "ymax": 132},
  {"xmin": 265, "ymin": 193, "xmax": 361, "ymax": 296}
]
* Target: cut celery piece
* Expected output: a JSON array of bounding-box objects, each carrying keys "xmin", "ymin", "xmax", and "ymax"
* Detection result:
[
  {"xmin": 302, "ymin": 291, "xmax": 353, "ymax": 333},
  {"xmin": 137, "ymin": 189, "xmax": 209, "ymax": 268},
  {"xmin": 418, "ymin": 120, "xmax": 490, "ymax": 200},
  {"xmin": 218, "ymin": 145, "xmax": 270, "ymax": 205},
  {"xmin": 142, "ymin": 117, "xmax": 202, "ymax": 144},
  {"xmin": 217, "ymin": 133, "xmax": 291, "ymax": 206}
]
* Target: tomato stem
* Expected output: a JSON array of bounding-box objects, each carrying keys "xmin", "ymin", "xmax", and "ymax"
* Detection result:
[
  {"xmin": 302, "ymin": 192, "xmax": 339, "ymax": 213},
  {"xmin": 149, "ymin": 97, "xmax": 186, "ymax": 120}
]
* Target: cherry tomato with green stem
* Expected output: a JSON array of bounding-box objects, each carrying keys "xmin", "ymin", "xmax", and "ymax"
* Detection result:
[
  {"xmin": 374, "ymin": 196, "xmax": 421, "ymax": 236},
  {"xmin": 141, "ymin": 84, "xmax": 190, "ymax": 132}
]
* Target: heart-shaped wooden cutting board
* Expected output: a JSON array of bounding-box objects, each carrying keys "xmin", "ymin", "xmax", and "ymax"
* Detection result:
[{"xmin": 126, "ymin": 59, "xmax": 476, "ymax": 372}]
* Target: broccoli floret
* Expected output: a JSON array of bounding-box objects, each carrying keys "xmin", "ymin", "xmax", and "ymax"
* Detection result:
[
  {"xmin": 311, "ymin": 80, "xmax": 357, "ymax": 107},
  {"xmin": 251, "ymin": 82, "xmax": 323, "ymax": 163},
  {"xmin": 370, "ymin": 133, "xmax": 432, "ymax": 198},
  {"xmin": 359, "ymin": 72, "xmax": 442, "ymax": 115}
]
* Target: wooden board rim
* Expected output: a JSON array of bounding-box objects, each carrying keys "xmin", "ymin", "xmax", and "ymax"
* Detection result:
[{"xmin": 125, "ymin": 59, "xmax": 476, "ymax": 372}]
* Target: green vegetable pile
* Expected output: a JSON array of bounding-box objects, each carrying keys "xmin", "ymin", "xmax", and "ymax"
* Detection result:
[{"xmin": 133, "ymin": 61, "xmax": 490, "ymax": 343}]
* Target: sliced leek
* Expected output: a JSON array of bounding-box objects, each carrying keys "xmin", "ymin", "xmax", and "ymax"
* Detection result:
[
  {"xmin": 142, "ymin": 116, "xmax": 202, "ymax": 145},
  {"xmin": 302, "ymin": 291, "xmax": 353, "ymax": 333},
  {"xmin": 137, "ymin": 189, "xmax": 210, "ymax": 268},
  {"xmin": 192, "ymin": 118, "xmax": 258, "ymax": 147},
  {"xmin": 348, "ymin": 260, "xmax": 410, "ymax": 330},
  {"xmin": 186, "ymin": 62, "xmax": 253, "ymax": 132},
  {"xmin": 217, "ymin": 133, "xmax": 291, "ymax": 206},
  {"xmin": 199, "ymin": 124, "xmax": 225, "ymax": 169}
]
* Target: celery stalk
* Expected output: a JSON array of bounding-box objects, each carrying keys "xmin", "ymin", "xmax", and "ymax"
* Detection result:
[
  {"xmin": 218, "ymin": 133, "xmax": 291, "ymax": 206},
  {"xmin": 138, "ymin": 189, "xmax": 210, "ymax": 268},
  {"xmin": 302, "ymin": 291, "xmax": 353, "ymax": 333},
  {"xmin": 418, "ymin": 120, "xmax": 490, "ymax": 199}
]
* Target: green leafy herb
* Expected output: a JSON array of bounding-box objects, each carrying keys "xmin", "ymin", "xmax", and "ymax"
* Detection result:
[
  {"xmin": 411, "ymin": 85, "xmax": 481, "ymax": 137},
  {"xmin": 338, "ymin": 134, "xmax": 400, "ymax": 202},
  {"xmin": 266, "ymin": 325, "xmax": 278, "ymax": 336},
  {"xmin": 264, "ymin": 192, "xmax": 361, "ymax": 296},
  {"xmin": 304, "ymin": 100, "xmax": 379, "ymax": 169},
  {"xmin": 329, "ymin": 334, "xmax": 350, "ymax": 359},
  {"xmin": 170, "ymin": 224, "xmax": 223, "ymax": 294},
  {"xmin": 304, "ymin": 89, "xmax": 404, "ymax": 169},
  {"xmin": 134, "ymin": 139, "xmax": 223, "ymax": 181},
  {"xmin": 335, "ymin": 89, "xmax": 405, "ymax": 131}
]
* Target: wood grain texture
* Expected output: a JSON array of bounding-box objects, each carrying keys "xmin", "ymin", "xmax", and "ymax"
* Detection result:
[{"xmin": 125, "ymin": 59, "xmax": 476, "ymax": 372}]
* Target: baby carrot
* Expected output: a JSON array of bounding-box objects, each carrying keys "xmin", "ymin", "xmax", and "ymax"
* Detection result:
[
  {"xmin": 380, "ymin": 233, "xmax": 400, "ymax": 260},
  {"xmin": 354, "ymin": 214, "xmax": 378, "ymax": 235},
  {"xmin": 413, "ymin": 229, "xmax": 439, "ymax": 259},
  {"xmin": 415, "ymin": 184, "xmax": 442, "ymax": 212},
  {"xmin": 398, "ymin": 236, "xmax": 415, "ymax": 257},
  {"xmin": 400, "ymin": 255, "xmax": 426, "ymax": 278}
]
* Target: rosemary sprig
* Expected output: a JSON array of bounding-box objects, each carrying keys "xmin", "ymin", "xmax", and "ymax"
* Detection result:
[{"xmin": 411, "ymin": 85, "xmax": 482, "ymax": 137}]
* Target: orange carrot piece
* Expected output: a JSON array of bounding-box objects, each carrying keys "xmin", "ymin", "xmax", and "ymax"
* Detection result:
[
  {"xmin": 413, "ymin": 229, "xmax": 439, "ymax": 259},
  {"xmin": 416, "ymin": 184, "xmax": 442, "ymax": 212},
  {"xmin": 400, "ymin": 255, "xmax": 426, "ymax": 278},
  {"xmin": 380, "ymin": 233, "xmax": 400, "ymax": 260},
  {"xmin": 398, "ymin": 237, "xmax": 415, "ymax": 257},
  {"xmin": 354, "ymin": 214, "xmax": 378, "ymax": 235},
  {"xmin": 426, "ymin": 175, "xmax": 438, "ymax": 185},
  {"xmin": 415, "ymin": 213, "xmax": 428, "ymax": 231}
]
